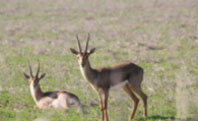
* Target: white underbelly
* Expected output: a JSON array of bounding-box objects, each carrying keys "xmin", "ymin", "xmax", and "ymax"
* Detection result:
[
  {"xmin": 110, "ymin": 81, "xmax": 127, "ymax": 90},
  {"xmin": 50, "ymin": 94, "xmax": 66, "ymax": 108}
]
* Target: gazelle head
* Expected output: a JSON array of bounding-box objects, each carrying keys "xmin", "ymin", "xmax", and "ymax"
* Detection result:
[
  {"xmin": 23, "ymin": 62, "xmax": 45, "ymax": 87},
  {"xmin": 70, "ymin": 34, "xmax": 95, "ymax": 67}
]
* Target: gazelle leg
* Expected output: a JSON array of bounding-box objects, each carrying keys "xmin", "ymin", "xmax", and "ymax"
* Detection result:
[
  {"xmin": 132, "ymin": 86, "xmax": 148, "ymax": 117},
  {"xmin": 103, "ymin": 92, "xmax": 109, "ymax": 121},
  {"xmin": 99, "ymin": 93, "xmax": 105, "ymax": 121},
  {"xmin": 123, "ymin": 84, "xmax": 139, "ymax": 121}
]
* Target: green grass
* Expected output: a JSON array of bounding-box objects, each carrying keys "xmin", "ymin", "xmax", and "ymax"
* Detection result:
[{"xmin": 0, "ymin": 0, "xmax": 198, "ymax": 121}]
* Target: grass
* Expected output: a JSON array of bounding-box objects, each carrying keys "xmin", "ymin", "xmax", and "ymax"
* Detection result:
[{"xmin": 0, "ymin": 0, "xmax": 198, "ymax": 121}]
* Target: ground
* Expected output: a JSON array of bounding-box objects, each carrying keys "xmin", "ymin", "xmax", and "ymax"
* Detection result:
[{"xmin": 0, "ymin": 0, "xmax": 198, "ymax": 121}]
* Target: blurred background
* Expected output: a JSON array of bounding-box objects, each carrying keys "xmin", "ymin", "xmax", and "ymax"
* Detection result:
[{"xmin": 0, "ymin": 0, "xmax": 197, "ymax": 121}]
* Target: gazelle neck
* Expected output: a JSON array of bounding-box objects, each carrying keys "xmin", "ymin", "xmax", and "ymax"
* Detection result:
[
  {"xmin": 30, "ymin": 84, "xmax": 44, "ymax": 103},
  {"xmin": 80, "ymin": 59, "xmax": 97, "ymax": 84}
]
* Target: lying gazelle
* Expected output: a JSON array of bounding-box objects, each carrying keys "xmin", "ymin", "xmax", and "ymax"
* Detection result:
[
  {"xmin": 70, "ymin": 34, "xmax": 148, "ymax": 121},
  {"xmin": 23, "ymin": 62, "xmax": 82, "ymax": 111}
]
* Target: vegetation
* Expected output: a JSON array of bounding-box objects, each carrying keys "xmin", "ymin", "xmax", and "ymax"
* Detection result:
[{"xmin": 0, "ymin": 0, "xmax": 197, "ymax": 121}]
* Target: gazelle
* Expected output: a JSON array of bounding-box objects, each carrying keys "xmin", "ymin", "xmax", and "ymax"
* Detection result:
[
  {"xmin": 23, "ymin": 62, "xmax": 82, "ymax": 111},
  {"xmin": 70, "ymin": 34, "xmax": 148, "ymax": 121}
]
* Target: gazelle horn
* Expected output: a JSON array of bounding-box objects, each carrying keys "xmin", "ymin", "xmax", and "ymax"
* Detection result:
[
  {"xmin": 36, "ymin": 61, "xmax": 40, "ymax": 78},
  {"xmin": 85, "ymin": 33, "xmax": 90, "ymax": 52},
  {"xmin": 28, "ymin": 61, "xmax": 33, "ymax": 77},
  {"xmin": 76, "ymin": 34, "xmax": 82, "ymax": 53}
]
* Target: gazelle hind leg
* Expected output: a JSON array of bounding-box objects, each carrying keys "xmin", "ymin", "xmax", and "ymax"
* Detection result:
[
  {"xmin": 131, "ymin": 85, "xmax": 148, "ymax": 117},
  {"xmin": 128, "ymin": 69, "xmax": 148, "ymax": 117},
  {"xmin": 69, "ymin": 98, "xmax": 83, "ymax": 113},
  {"xmin": 74, "ymin": 101, "xmax": 83, "ymax": 113},
  {"xmin": 123, "ymin": 83, "xmax": 139, "ymax": 121}
]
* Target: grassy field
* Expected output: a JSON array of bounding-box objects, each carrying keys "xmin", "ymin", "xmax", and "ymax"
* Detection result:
[{"xmin": 0, "ymin": 0, "xmax": 198, "ymax": 121}]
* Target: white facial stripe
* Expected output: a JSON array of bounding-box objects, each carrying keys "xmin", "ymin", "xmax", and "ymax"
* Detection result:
[{"xmin": 30, "ymin": 83, "xmax": 38, "ymax": 104}]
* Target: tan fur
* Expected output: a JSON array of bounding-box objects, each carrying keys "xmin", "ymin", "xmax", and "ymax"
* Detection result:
[
  {"xmin": 24, "ymin": 63, "xmax": 81, "ymax": 111},
  {"xmin": 70, "ymin": 35, "xmax": 148, "ymax": 121}
]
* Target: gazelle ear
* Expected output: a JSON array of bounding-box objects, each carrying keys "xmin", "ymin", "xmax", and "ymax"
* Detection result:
[
  {"xmin": 39, "ymin": 73, "xmax": 46, "ymax": 80},
  {"xmin": 70, "ymin": 48, "xmax": 79, "ymax": 55},
  {"xmin": 23, "ymin": 72, "xmax": 30, "ymax": 80},
  {"xmin": 88, "ymin": 48, "xmax": 96, "ymax": 55}
]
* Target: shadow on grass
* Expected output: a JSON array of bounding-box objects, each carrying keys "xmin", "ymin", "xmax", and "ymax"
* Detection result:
[{"xmin": 138, "ymin": 115, "xmax": 175, "ymax": 121}]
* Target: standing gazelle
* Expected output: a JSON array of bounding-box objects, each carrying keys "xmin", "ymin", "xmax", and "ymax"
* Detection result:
[
  {"xmin": 23, "ymin": 62, "xmax": 82, "ymax": 111},
  {"xmin": 70, "ymin": 34, "xmax": 147, "ymax": 121}
]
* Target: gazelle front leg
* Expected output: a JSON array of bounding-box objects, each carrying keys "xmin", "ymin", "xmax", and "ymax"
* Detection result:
[
  {"xmin": 103, "ymin": 91, "xmax": 109, "ymax": 121},
  {"xmin": 99, "ymin": 90, "xmax": 109, "ymax": 121},
  {"xmin": 99, "ymin": 93, "xmax": 105, "ymax": 121}
]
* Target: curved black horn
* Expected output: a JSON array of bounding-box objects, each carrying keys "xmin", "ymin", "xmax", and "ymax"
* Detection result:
[
  {"xmin": 36, "ymin": 61, "xmax": 40, "ymax": 78},
  {"xmin": 76, "ymin": 34, "xmax": 82, "ymax": 53},
  {"xmin": 28, "ymin": 61, "xmax": 33, "ymax": 77},
  {"xmin": 85, "ymin": 33, "xmax": 90, "ymax": 52}
]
